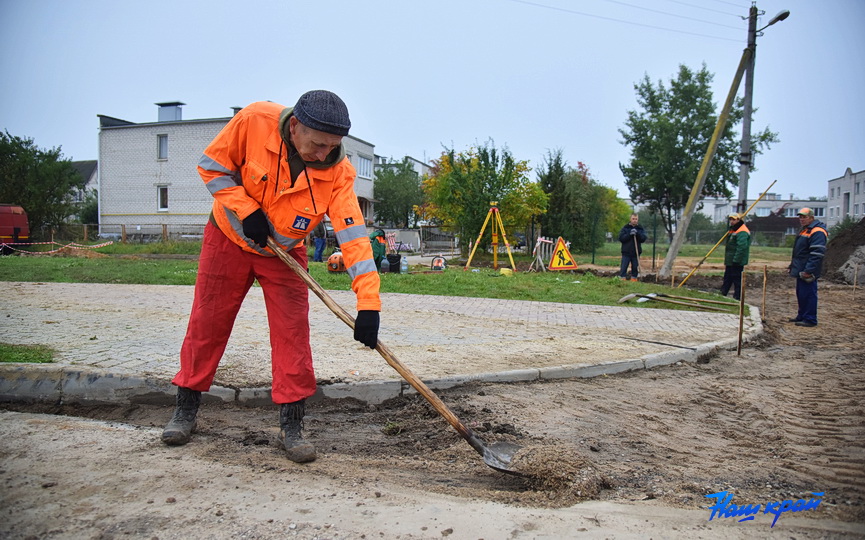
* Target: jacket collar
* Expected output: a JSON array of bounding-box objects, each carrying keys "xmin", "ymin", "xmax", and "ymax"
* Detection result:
[{"xmin": 278, "ymin": 107, "xmax": 346, "ymax": 170}]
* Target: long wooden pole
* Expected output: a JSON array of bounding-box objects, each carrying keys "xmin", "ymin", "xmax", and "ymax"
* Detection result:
[
  {"xmin": 761, "ymin": 264, "xmax": 768, "ymax": 322},
  {"xmin": 660, "ymin": 47, "xmax": 752, "ymax": 279}
]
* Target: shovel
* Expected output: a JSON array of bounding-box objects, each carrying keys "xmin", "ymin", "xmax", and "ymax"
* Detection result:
[
  {"xmin": 618, "ymin": 292, "xmax": 728, "ymax": 312},
  {"xmin": 650, "ymin": 292, "xmax": 738, "ymax": 307},
  {"xmin": 267, "ymin": 238, "xmax": 522, "ymax": 474}
]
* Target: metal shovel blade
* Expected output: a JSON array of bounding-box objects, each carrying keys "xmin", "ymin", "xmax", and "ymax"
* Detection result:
[{"xmin": 482, "ymin": 440, "xmax": 523, "ymax": 474}]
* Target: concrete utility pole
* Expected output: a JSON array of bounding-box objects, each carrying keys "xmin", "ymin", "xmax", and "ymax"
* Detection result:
[
  {"xmin": 659, "ymin": 3, "xmax": 789, "ymax": 279},
  {"xmin": 737, "ymin": 5, "xmax": 790, "ymax": 215},
  {"xmin": 737, "ymin": 5, "xmax": 758, "ymax": 215}
]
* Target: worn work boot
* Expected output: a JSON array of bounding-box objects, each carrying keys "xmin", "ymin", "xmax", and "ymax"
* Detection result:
[
  {"xmin": 161, "ymin": 387, "xmax": 201, "ymax": 446},
  {"xmin": 279, "ymin": 400, "xmax": 316, "ymax": 463}
]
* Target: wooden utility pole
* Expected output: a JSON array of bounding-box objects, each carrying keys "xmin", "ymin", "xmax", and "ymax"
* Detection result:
[{"xmin": 659, "ymin": 48, "xmax": 751, "ymax": 279}]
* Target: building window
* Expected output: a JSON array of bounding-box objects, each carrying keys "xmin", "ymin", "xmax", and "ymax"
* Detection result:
[
  {"xmin": 785, "ymin": 208, "xmax": 797, "ymax": 217},
  {"xmin": 829, "ymin": 207, "xmax": 834, "ymax": 218},
  {"xmin": 158, "ymin": 185, "xmax": 169, "ymax": 211},
  {"xmin": 786, "ymin": 227, "xmax": 797, "ymax": 235},
  {"xmin": 813, "ymin": 207, "xmax": 824, "ymax": 217},
  {"xmin": 356, "ymin": 155, "xmax": 373, "ymax": 179},
  {"xmin": 854, "ymin": 204, "xmax": 859, "ymax": 216},
  {"xmin": 856, "ymin": 182, "xmax": 860, "ymax": 195},
  {"xmin": 756, "ymin": 207, "xmax": 770, "ymax": 217},
  {"xmin": 157, "ymin": 134, "xmax": 168, "ymax": 160}
]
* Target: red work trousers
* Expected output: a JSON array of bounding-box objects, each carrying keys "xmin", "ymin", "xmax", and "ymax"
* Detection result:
[{"xmin": 172, "ymin": 222, "xmax": 314, "ymax": 404}]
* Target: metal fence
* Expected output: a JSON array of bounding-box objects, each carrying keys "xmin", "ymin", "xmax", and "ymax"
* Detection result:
[
  {"xmin": 29, "ymin": 223, "xmax": 207, "ymax": 244},
  {"xmin": 25, "ymin": 223, "xmax": 794, "ymax": 250}
]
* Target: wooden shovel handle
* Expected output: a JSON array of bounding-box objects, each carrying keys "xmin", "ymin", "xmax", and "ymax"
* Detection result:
[{"xmin": 267, "ymin": 240, "xmax": 479, "ymax": 449}]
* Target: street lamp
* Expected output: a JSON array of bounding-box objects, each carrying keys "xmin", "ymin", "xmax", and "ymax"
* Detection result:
[{"xmin": 736, "ymin": 6, "xmax": 790, "ymax": 215}]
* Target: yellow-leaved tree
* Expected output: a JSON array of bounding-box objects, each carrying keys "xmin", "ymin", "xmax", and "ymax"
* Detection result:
[{"xmin": 422, "ymin": 140, "xmax": 547, "ymax": 251}]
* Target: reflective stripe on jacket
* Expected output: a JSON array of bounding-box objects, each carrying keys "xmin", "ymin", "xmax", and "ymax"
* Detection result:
[
  {"xmin": 789, "ymin": 221, "xmax": 828, "ymax": 279},
  {"xmin": 199, "ymin": 101, "xmax": 381, "ymax": 311}
]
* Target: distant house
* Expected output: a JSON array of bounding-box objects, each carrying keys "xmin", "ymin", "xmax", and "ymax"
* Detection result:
[
  {"xmin": 70, "ymin": 160, "xmax": 98, "ymax": 202},
  {"xmin": 625, "ymin": 193, "xmax": 828, "ymax": 227},
  {"xmin": 826, "ymin": 167, "xmax": 864, "ymax": 228},
  {"xmin": 695, "ymin": 193, "xmax": 827, "ymax": 224},
  {"xmin": 375, "ymin": 154, "xmax": 433, "ymax": 179},
  {"xmin": 97, "ymin": 102, "xmax": 377, "ymax": 235}
]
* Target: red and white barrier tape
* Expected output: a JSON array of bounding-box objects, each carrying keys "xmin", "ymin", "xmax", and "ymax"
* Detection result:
[{"xmin": 0, "ymin": 240, "xmax": 114, "ymax": 254}]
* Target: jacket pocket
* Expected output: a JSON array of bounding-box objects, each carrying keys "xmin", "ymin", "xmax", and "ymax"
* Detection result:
[
  {"xmin": 288, "ymin": 173, "xmax": 334, "ymax": 217},
  {"xmin": 242, "ymin": 160, "xmax": 270, "ymax": 205}
]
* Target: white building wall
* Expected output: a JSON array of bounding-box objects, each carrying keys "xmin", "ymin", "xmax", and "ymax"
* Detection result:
[
  {"xmin": 826, "ymin": 168, "xmax": 864, "ymax": 228},
  {"xmin": 99, "ymin": 110, "xmax": 377, "ymax": 230},
  {"xmin": 99, "ymin": 119, "xmax": 227, "ymax": 228}
]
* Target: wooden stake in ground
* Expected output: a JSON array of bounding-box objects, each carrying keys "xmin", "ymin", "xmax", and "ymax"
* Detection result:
[
  {"xmin": 761, "ymin": 264, "xmax": 767, "ymax": 322},
  {"xmin": 854, "ymin": 263, "xmax": 859, "ymax": 299},
  {"xmin": 737, "ymin": 271, "xmax": 747, "ymax": 356}
]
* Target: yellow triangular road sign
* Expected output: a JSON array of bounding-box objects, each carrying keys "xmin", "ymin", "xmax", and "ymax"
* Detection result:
[{"xmin": 548, "ymin": 237, "xmax": 578, "ymax": 271}]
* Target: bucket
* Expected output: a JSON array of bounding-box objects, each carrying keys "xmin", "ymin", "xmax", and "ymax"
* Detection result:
[{"xmin": 386, "ymin": 254, "xmax": 401, "ymax": 273}]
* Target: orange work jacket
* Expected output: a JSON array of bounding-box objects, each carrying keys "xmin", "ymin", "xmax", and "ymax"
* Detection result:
[{"xmin": 198, "ymin": 101, "xmax": 380, "ymax": 311}]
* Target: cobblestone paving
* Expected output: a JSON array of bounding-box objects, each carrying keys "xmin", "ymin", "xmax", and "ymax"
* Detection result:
[{"xmin": 4, "ymin": 282, "xmax": 750, "ymax": 388}]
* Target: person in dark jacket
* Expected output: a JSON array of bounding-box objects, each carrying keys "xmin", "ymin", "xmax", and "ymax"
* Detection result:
[
  {"xmin": 618, "ymin": 214, "xmax": 647, "ymax": 281},
  {"xmin": 720, "ymin": 213, "xmax": 751, "ymax": 300},
  {"xmin": 788, "ymin": 207, "xmax": 828, "ymax": 327},
  {"xmin": 311, "ymin": 221, "xmax": 327, "ymax": 262}
]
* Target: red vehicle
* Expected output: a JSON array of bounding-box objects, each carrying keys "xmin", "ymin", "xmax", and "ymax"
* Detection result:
[{"xmin": 0, "ymin": 204, "xmax": 30, "ymax": 254}]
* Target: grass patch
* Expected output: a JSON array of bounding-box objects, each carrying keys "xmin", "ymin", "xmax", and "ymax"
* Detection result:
[
  {"xmin": 309, "ymin": 263, "xmax": 740, "ymax": 312},
  {"xmin": 0, "ymin": 255, "xmax": 200, "ymax": 285},
  {"xmin": 0, "ymin": 343, "xmax": 54, "ymax": 363}
]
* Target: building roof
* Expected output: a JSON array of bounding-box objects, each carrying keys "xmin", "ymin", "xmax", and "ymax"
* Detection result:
[{"xmin": 71, "ymin": 160, "xmax": 97, "ymax": 183}]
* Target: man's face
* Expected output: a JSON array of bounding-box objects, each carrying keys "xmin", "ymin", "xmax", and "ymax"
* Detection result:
[
  {"xmin": 289, "ymin": 117, "xmax": 343, "ymax": 162},
  {"xmin": 629, "ymin": 215, "xmax": 639, "ymax": 226},
  {"xmin": 798, "ymin": 214, "xmax": 815, "ymax": 227}
]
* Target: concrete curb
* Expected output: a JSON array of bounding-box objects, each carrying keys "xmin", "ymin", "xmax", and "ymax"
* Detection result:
[{"xmin": 1, "ymin": 307, "xmax": 764, "ymax": 407}]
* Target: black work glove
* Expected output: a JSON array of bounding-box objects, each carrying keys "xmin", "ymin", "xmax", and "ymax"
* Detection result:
[
  {"xmin": 354, "ymin": 310, "xmax": 380, "ymax": 349},
  {"xmin": 242, "ymin": 209, "xmax": 270, "ymax": 248},
  {"xmin": 630, "ymin": 229, "xmax": 637, "ymax": 236}
]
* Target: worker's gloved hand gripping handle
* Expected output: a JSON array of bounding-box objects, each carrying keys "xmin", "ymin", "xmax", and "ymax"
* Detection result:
[
  {"xmin": 242, "ymin": 209, "xmax": 270, "ymax": 248},
  {"xmin": 354, "ymin": 310, "xmax": 379, "ymax": 349}
]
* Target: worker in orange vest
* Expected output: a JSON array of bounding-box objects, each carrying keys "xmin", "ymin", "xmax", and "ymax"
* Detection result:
[{"xmin": 163, "ymin": 91, "xmax": 380, "ymax": 463}]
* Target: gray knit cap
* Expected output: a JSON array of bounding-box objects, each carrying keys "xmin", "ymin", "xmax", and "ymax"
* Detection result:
[{"xmin": 293, "ymin": 90, "xmax": 351, "ymax": 136}]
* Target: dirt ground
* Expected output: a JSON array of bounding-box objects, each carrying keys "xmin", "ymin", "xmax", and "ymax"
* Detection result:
[{"xmin": 1, "ymin": 275, "xmax": 864, "ymax": 539}]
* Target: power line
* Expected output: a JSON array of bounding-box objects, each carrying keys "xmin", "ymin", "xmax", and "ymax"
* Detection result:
[
  {"xmin": 502, "ymin": 0, "xmax": 741, "ymax": 42},
  {"xmin": 660, "ymin": 0, "xmax": 744, "ymax": 18},
  {"xmin": 704, "ymin": 0, "xmax": 751, "ymax": 9},
  {"xmin": 599, "ymin": 0, "xmax": 744, "ymax": 29}
]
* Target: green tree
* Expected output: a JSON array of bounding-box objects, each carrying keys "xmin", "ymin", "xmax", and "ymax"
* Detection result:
[
  {"xmin": 423, "ymin": 140, "xmax": 547, "ymax": 250},
  {"xmin": 0, "ymin": 131, "xmax": 85, "ymax": 236},
  {"xmin": 537, "ymin": 150, "xmax": 572, "ymax": 241},
  {"xmin": 77, "ymin": 190, "xmax": 99, "ymax": 224},
  {"xmin": 619, "ymin": 64, "xmax": 778, "ymax": 240},
  {"xmin": 536, "ymin": 150, "xmax": 630, "ymax": 252},
  {"xmin": 373, "ymin": 157, "xmax": 423, "ymax": 228}
]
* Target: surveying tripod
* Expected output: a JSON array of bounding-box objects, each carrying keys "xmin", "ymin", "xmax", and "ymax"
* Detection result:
[{"xmin": 464, "ymin": 202, "xmax": 517, "ymax": 271}]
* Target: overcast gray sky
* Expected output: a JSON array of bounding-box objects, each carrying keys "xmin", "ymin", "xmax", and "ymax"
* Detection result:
[{"xmin": 1, "ymin": 0, "xmax": 862, "ymax": 202}]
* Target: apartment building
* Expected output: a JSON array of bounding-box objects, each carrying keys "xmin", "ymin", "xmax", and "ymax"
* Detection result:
[
  {"xmin": 826, "ymin": 167, "xmax": 864, "ymax": 228},
  {"xmin": 97, "ymin": 102, "xmax": 377, "ymax": 234}
]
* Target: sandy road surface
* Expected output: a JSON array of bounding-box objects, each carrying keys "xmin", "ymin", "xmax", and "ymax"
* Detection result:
[{"xmin": 1, "ymin": 276, "xmax": 864, "ymax": 539}]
